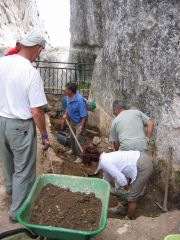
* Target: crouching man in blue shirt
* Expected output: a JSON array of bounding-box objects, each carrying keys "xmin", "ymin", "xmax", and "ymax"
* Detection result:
[{"xmin": 63, "ymin": 82, "xmax": 88, "ymax": 163}]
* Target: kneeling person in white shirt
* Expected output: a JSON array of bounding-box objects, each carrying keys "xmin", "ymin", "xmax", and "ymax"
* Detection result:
[{"xmin": 98, "ymin": 150, "xmax": 153, "ymax": 218}]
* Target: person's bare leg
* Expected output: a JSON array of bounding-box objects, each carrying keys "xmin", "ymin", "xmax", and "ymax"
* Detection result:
[{"xmin": 128, "ymin": 202, "xmax": 137, "ymax": 218}]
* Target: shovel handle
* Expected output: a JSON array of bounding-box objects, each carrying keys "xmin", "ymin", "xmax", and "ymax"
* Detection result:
[
  {"xmin": 86, "ymin": 129, "xmax": 98, "ymax": 135},
  {"xmin": 163, "ymin": 147, "xmax": 172, "ymax": 209},
  {"xmin": 66, "ymin": 119, "xmax": 83, "ymax": 153}
]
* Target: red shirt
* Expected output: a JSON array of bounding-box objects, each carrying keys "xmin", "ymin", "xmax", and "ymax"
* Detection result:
[{"xmin": 5, "ymin": 47, "xmax": 19, "ymax": 56}]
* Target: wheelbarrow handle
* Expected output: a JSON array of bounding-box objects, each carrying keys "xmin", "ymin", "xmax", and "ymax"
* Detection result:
[{"xmin": 0, "ymin": 228, "xmax": 38, "ymax": 239}]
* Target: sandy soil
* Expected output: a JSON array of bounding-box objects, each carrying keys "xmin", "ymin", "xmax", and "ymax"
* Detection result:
[
  {"xmin": 50, "ymin": 116, "xmax": 180, "ymax": 218},
  {"xmin": 95, "ymin": 212, "xmax": 180, "ymax": 240},
  {"xmin": 30, "ymin": 184, "xmax": 102, "ymax": 231}
]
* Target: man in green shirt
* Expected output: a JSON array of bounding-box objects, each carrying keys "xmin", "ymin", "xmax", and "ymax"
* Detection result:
[{"xmin": 109, "ymin": 100, "xmax": 154, "ymax": 152}]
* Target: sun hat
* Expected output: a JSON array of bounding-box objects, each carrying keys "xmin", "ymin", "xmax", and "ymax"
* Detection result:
[{"xmin": 19, "ymin": 30, "xmax": 46, "ymax": 48}]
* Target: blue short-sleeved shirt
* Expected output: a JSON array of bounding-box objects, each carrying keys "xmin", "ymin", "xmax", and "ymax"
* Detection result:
[{"xmin": 66, "ymin": 93, "xmax": 88, "ymax": 123}]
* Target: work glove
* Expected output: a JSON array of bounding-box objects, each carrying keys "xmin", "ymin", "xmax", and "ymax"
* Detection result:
[{"xmin": 41, "ymin": 133, "xmax": 50, "ymax": 151}]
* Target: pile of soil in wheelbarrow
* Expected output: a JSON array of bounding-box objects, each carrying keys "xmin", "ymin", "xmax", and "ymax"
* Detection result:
[{"xmin": 30, "ymin": 184, "xmax": 102, "ymax": 231}]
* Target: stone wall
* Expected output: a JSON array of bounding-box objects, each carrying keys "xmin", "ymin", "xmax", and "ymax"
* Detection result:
[
  {"xmin": 70, "ymin": 0, "xmax": 180, "ymax": 168},
  {"xmin": 0, "ymin": 0, "xmax": 45, "ymax": 54}
]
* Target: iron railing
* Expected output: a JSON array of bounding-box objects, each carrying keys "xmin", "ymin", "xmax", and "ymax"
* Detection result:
[{"xmin": 34, "ymin": 61, "xmax": 94, "ymax": 97}]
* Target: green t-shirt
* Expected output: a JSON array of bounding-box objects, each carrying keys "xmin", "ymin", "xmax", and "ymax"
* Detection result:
[{"xmin": 109, "ymin": 109, "xmax": 150, "ymax": 151}]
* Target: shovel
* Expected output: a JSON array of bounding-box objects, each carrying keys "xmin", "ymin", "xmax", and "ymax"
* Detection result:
[
  {"xmin": 65, "ymin": 119, "xmax": 83, "ymax": 153},
  {"xmin": 155, "ymin": 147, "xmax": 173, "ymax": 212}
]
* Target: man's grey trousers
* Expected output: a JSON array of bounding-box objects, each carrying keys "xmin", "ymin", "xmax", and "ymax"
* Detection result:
[{"xmin": 0, "ymin": 116, "xmax": 37, "ymax": 219}]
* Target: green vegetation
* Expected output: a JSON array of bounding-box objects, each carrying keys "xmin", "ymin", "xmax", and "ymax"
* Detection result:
[
  {"xmin": 79, "ymin": 81, "xmax": 91, "ymax": 89},
  {"xmin": 75, "ymin": 53, "xmax": 83, "ymax": 81},
  {"xmin": 75, "ymin": 52, "xmax": 96, "ymax": 65},
  {"xmin": 75, "ymin": 52, "xmax": 96, "ymax": 82}
]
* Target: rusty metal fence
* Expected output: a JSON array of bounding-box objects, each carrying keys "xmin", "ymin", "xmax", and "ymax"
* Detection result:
[{"xmin": 34, "ymin": 61, "xmax": 94, "ymax": 97}]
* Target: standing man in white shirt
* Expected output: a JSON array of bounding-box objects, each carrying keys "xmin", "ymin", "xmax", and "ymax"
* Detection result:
[
  {"xmin": 0, "ymin": 30, "xmax": 50, "ymax": 222},
  {"xmin": 97, "ymin": 150, "xmax": 153, "ymax": 219}
]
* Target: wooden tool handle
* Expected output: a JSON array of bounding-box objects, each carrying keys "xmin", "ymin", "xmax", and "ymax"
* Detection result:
[
  {"xmin": 163, "ymin": 147, "xmax": 173, "ymax": 209},
  {"xmin": 66, "ymin": 119, "xmax": 83, "ymax": 153},
  {"xmin": 86, "ymin": 129, "xmax": 98, "ymax": 135}
]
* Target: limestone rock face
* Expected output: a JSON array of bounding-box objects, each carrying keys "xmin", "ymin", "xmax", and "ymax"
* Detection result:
[
  {"xmin": 70, "ymin": 0, "xmax": 103, "ymax": 49},
  {"xmin": 70, "ymin": 0, "xmax": 180, "ymax": 167},
  {"xmin": 0, "ymin": 0, "xmax": 45, "ymax": 53}
]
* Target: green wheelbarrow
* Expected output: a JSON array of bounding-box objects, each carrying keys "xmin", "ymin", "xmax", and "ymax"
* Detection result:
[
  {"xmin": 164, "ymin": 235, "xmax": 180, "ymax": 240},
  {"xmin": 0, "ymin": 174, "xmax": 110, "ymax": 240}
]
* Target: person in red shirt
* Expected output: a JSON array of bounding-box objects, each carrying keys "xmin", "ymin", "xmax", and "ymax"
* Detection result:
[{"xmin": 5, "ymin": 41, "xmax": 21, "ymax": 56}]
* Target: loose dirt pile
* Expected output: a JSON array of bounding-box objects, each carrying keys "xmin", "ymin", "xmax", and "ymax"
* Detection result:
[
  {"xmin": 30, "ymin": 184, "xmax": 102, "ymax": 231},
  {"xmin": 46, "ymin": 103, "xmax": 180, "ymax": 220}
]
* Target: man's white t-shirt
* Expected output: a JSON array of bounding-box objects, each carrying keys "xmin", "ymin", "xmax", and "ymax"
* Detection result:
[
  {"xmin": 0, "ymin": 55, "xmax": 47, "ymax": 119},
  {"xmin": 98, "ymin": 151, "xmax": 140, "ymax": 187}
]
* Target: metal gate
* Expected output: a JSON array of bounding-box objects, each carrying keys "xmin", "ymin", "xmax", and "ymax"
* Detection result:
[{"xmin": 34, "ymin": 61, "xmax": 94, "ymax": 97}]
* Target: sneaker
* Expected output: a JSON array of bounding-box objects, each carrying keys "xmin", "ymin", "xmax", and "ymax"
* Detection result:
[
  {"xmin": 74, "ymin": 157, "xmax": 82, "ymax": 164},
  {"xmin": 110, "ymin": 187, "xmax": 123, "ymax": 197},
  {"xmin": 66, "ymin": 149, "xmax": 73, "ymax": 155}
]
